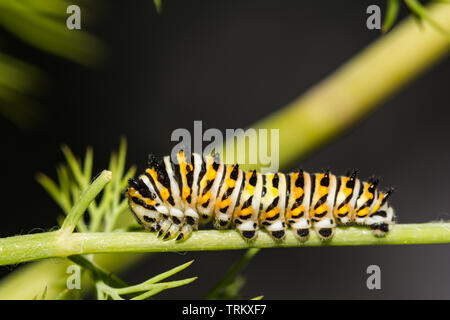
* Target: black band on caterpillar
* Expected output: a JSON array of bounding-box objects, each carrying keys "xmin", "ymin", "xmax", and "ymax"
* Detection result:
[{"xmin": 126, "ymin": 151, "xmax": 396, "ymax": 241}]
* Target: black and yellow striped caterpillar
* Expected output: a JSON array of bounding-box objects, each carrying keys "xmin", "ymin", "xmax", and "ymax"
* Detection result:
[{"xmin": 126, "ymin": 151, "xmax": 395, "ymax": 241}]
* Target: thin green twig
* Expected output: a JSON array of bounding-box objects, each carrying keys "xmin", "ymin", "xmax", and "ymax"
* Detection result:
[
  {"xmin": 92, "ymin": 260, "xmax": 197, "ymax": 300},
  {"xmin": 60, "ymin": 170, "xmax": 112, "ymax": 234},
  {"xmin": 68, "ymin": 255, "xmax": 128, "ymax": 288},
  {"xmin": 383, "ymin": 0, "xmax": 401, "ymax": 32},
  {"xmin": 205, "ymin": 248, "xmax": 260, "ymax": 299}
]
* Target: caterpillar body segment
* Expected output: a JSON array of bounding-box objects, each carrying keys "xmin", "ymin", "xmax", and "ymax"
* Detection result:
[
  {"xmin": 196, "ymin": 154, "xmax": 225, "ymax": 224},
  {"xmin": 214, "ymin": 164, "xmax": 244, "ymax": 229},
  {"xmin": 285, "ymin": 170, "xmax": 312, "ymax": 239},
  {"xmin": 259, "ymin": 173, "xmax": 287, "ymax": 240},
  {"xmin": 126, "ymin": 151, "xmax": 396, "ymax": 241},
  {"xmin": 333, "ymin": 171, "xmax": 360, "ymax": 225},
  {"xmin": 366, "ymin": 187, "xmax": 395, "ymax": 236},
  {"xmin": 233, "ymin": 170, "xmax": 263, "ymax": 240},
  {"xmin": 309, "ymin": 171, "xmax": 337, "ymax": 239}
]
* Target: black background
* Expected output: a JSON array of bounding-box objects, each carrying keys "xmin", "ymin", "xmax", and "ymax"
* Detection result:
[{"xmin": 1, "ymin": 0, "xmax": 449, "ymax": 299}]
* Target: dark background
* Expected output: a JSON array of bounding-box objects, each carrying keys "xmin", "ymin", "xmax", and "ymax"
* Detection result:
[{"xmin": 1, "ymin": 0, "xmax": 449, "ymax": 299}]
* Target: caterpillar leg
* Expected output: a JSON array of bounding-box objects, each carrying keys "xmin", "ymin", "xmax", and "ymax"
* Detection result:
[
  {"xmin": 312, "ymin": 218, "xmax": 335, "ymax": 240},
  {"xmin": 154, "ymin": 204, "xmax": 171, "ymax": 238},
  {"xmin": 156, "ymin": 215, "xmax": 172, "ymax": 238},
  {"xmin": 266, "ymin": 220, "xmax": 287, "ymax": 240},
  {"xmin": 214, "ymin": 213, "xmax": 232, "ymax": 229},
  {"xmin": 167, "ymin": 208, "xmax": 199, "ymax": 241},
  {"xmin": 234, "ymin": 220, "xmax": 258, "ymax": 240},
  {"xmin": 160, "ymin": 207, "xmax": 185, "ymax": 240},
  {"xmin": 290, "ymin": 218, "xmax": 311, "ymax": 240},
  {"xmin": 366, "ymin": 206, "xmax": 395, "ymax": 236},
  {"xmin": 164, "ymin": 222, "xmax": 181, "ymax": 240},
  {"xmin": 175, "ymin": 207, "xmax": 199, "ymax": 240},
  {"xmin": 176, "ymin": 224, "xmax": 193, "ymax": 241}
]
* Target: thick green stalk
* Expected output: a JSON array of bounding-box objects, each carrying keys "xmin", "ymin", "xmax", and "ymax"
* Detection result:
[
  {"xmin": 238, "ymin": 3, "xmax": 450, "ymax": 170},
  {"xmin": 1, "ymin": 223, "xmax": 450, "ymax": 266}
]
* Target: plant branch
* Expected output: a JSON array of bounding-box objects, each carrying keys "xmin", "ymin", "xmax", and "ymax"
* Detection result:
[
  {"xmin": 93, "ymin": 260, "xmax": 196, "ymax": 300},
  {"xmin": 235, "ymin": 3, "xmax": 450, "ymax": 171},
  {"xmin": 1, "ymin": 223, "xmax": 450, "ymax": 266},
  {"xmin": 60, "ymin": 170, "xmax": 112, "ymax": 234},
  {"xmin": 68, "ymin": 255, "xmax": 128, "ymax": 288}
]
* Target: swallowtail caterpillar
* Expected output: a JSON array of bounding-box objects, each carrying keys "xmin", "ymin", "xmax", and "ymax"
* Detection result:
[{"xmin": 126, "ymin": 151, "xmax": 395, "ymax": 241}]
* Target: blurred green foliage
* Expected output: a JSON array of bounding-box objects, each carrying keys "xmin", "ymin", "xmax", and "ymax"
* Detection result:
[
  {"xmin": 0, "ymin": 0, "xmax": 447, "ymax": 129},
  {"xmin": 0, "ymin": 52, "xmax": 42, "ymax": 128},
  {"xmin": 0, "ymin": 0, "xmax": 100, "ymax": 128}
]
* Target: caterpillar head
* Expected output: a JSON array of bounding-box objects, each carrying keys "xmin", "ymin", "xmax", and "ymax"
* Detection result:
[{"xmin": 126, "ymin": 177, "xmax": 162, "ymax": 231}]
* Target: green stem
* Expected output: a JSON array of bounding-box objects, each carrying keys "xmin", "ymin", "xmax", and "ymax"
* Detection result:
[
  {"xmin": 60, "ymin": 170, "xmax": 111, "ymax": 234},
  {"xmin": 1, "ymin": 223, "xmax": 450, "ymax": 266}
]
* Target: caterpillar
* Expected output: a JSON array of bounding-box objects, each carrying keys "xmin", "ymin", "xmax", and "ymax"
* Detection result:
[{"xmin": 126, "ymin": 151, "xmax": 395, "ymax": 241}]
